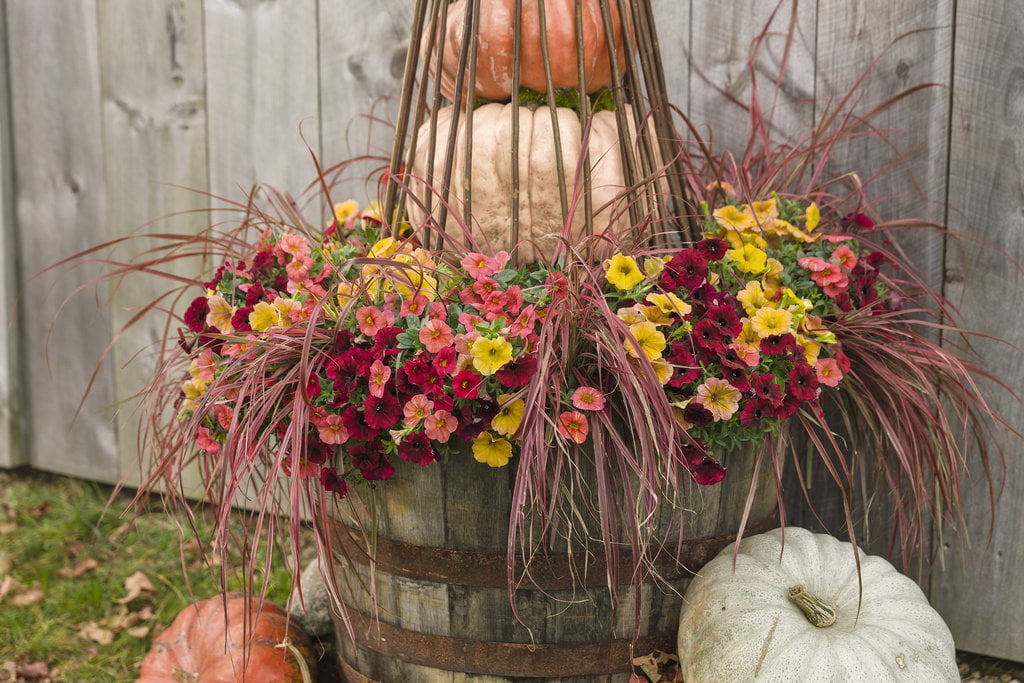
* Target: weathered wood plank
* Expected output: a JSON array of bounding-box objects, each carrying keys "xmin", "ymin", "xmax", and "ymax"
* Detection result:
[
  {"xmin": 7, "ymin": 0, "xmax": 119, "ymax": 481},
  {"xmin": 98, "ymin": 0, "xmax": 209, "ymax": 484},
  {"xmin": 932, "ymin": 0, "xmax": 1024, "ymax": 662},
  {"xmin": 651, "ymin": 0, "xmax": 690, "ymax": 115},
  {"xmin": 687, "ymin": 1, "xmax": 817, "ymax": 158},
  {"xmin": 204, "ymin": 0, "xmax": 321, "ymax": 206},
  {"xmin": 318, "ymin": 0, "xmax": 411, "ymax": 204},
  {"xmin": 0, "ymin": 3, "xmax": 27, "ymax": 469}
]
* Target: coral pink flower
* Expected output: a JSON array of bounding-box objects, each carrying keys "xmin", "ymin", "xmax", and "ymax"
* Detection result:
[
  {"xmin": 557, "ymin": 411, "xmax": 590, "ymax": 444},
  {"xmin": 423, "ymin": 410, "xmax": 458, "ymax": 442},
  {"xmin": 403, "ymin": 394, "xmax": 434, "ymax": 426},
  {"xmin": 400, "ymin": 294, "xmax": 430, "ymax": 317},
  {"xmin": 571, "ymin": 387, "xmax": 606, "ymax": 411},
  {"xmin": 317, "ymin": 414, "xmax": 349, "ymax": 445},
  {"xmin": 815, "ymin": 357, "xmax": 844, "ymax": 387},
  {"xmin": 367, "ymin": 359, "xmax": 391, "ymax": 398},
  {"xmin": 196, "ymin": 348, "xmax": 217, "ymax": 381},
  {"xmin": 461, "ymin": 251, "xmax": 509, "ymax": 279},
  {"xmin": 356, "ymin": 305, "xmax": 395, "ymax": 337},
  {"xmin": 278, "ymin": 232, "xmax": 312, "ymax": 259},
  {"xmin": 831, "ymin": 245, "xmax": 858, "ymax": 271},
  {"xmin": 196, "ymin": 426, "xmax": 220, "ymax": 454},
  {"xmin": 213, "ymin": 404, "xmax": 234, "ymax": 430},
  {"xmin": 285, "ymin": 254, "xmax": 314, "ymax": 281},
  {"xmin": 419, "ymin": 318, "xmax": 454, "ymax": 354}
]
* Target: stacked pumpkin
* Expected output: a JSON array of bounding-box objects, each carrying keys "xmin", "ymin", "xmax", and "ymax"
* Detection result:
[{"xmin": 410, "ymin": 0, "xmax": 643, "ymax": 263}]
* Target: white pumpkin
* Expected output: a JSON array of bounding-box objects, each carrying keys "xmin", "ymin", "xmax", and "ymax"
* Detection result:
[
  {"xmin": 407, "ymin": 103, "xmax": 651, "ymax": 264},
  {"xmin": 677, "ymin": 527, "xmax": 958, "ymax": 682}
]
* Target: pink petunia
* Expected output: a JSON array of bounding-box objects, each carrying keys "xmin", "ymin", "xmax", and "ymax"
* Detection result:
[
  {"xmin": 815, "ymin": 357, "xmax": 844, "ymax": 387},
  {"xmin": 419, "ymin": 318, "xmax": 455, "ymax": 354},
  {"xmin": 570, "ymin": 386, "xmax": 606, "ymax": 411},
  {"xmin": 403, "ymin": 394, "xmax": 435, "ymax": 426},
  {"xmin": 196, "ymin": 426, "xmax": 220, "ymax": 455},
  {"xmin": 400, "ymin": 294, "xmax": 430, "ymax": 317},
  {"xmin": 423, "ymin": 410, "xmax": 458, "ymax": 442},
  {"xmin": 367, "ymin": 359, "xmax": 392, "ymax": 398},
  {"xmin": 831, "ymin": 245, "xmax": 858, "ymax": 271},
  {"xmin": 557, "ymin": 411, "xmax": 590, "ymax": 444},
  {"xmin": 317, "ymin": 413, "xmax": 350, "ymax": 445},
  {"xmin": 356, "ymin": 305, "xmax": 395, "ymax": 337},
  {"xmin": 461, "ymin": 251, "xmax": 509, "ymax": 279}
]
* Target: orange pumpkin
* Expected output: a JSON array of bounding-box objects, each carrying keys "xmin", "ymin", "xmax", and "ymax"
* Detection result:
[
  {"xmin": 137, "ymin": 593, "xmax": 316, "ymax": 682},
  {"xmin": 429, "ymin": 0, "xmax": 632, "ymax": 101}
]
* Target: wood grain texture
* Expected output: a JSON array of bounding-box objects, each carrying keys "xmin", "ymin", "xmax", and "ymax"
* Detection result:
[
  {"xmin": 318, "ymin": 0, "xmax": 411, "ymax": 203},
  {"xmin": 651, "ymin": 0, "xmax": 690, "ymax": 113},
  {"xmin": 98, "ymin": 0, "xmax": 209, "ymax": 483},
  {"xmin": 7, "ymin": 0, "xmax": 119, "ymax": 481},
  {"xmin": 0, "ymin": 3, "xmax": 26, "ymax": 468},
  {"xmin": 204, "ymin": 0, "xmax": 321, "ymax": 203},
  {"xmin": 932, "ymin": 0, "xmax": 1024, "ymax": 661},
  {"xmin": 687, "ymin": 1, "xmax": 817, "ymax": 157}
]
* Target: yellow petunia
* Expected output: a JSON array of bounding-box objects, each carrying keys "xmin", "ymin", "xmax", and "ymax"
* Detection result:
[
  {"xmin": 643, "ymin": 257, "xmax": 668, "ymax": 278},
  {"xmin": 645, "ymin": 291, "xmax": 692, "ymax": 318},
  {"xmin": 805, "ymin": 202, "xmax": 820, "ymax": 232},
  {"xmin": 470, "ymin": 336, "xmax": 514, "ymax": 376},
  {"xmin": 725, "ymin": 244, "xmax": 768, "ymax": 274},
  {"xmin": 205, "ymin": 294, "xmax": 235, "ymax": 333},
  {"xmin": 616, "ymin": 306, "xmax": 648, "ymax": 325},
  {"xmin": 333, "ymin": 199, "xmax": 360, "ymax": 224},
  {"xmin": 713, "ymin": 205, "xmax": 757, "ymax": 231},
  {"xmin": 747, "ymin": 198, "xmax": 779, "ymax": 224},
  {"xmin": 736, "ymin": 280, "xmax": 771, "ymax": 316},
  {"xmin": 750, "ymin": 307, "xmax": 793, "ymax": 338},
  {"xmin": 248, "ymin": 301, "xmax": 281, "ymax": 332},
  {"xmin": 491, "ymin": 396, "xmax": 525, "ymax": 436},
  {"xmin": 795, "ymin": 335, "xmax": 822, "ymax": 365},
  {"xmin": 625, "ymin": 321, "xmax": 666, "ymax": 361},
  {"xmin": 472, "ymin": 432, "xmax": 513, "ymax": 467},
  {"xmin": 605, "ymin": 253, "xmax": 645, "ymax": 290}
]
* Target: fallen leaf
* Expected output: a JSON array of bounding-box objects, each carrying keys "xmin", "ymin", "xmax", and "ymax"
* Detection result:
[
  {"xmin": 57, "ymin": 557, "xmax": 101, "ymax": 579},
  {"xmin": 126, "ymin": 625, "xmax": 150, "ymax": 638},
  {"xmin": 0, "ymin": 522, "xmax": 16, "ymax": 535},
  {"xmin": 631, "ymin": 650, "xmax": 682, "ymax": 683},
  {"xmin": 0, "ymin": 575, "xmax": 23, "ymax": 601},
  {"xmin": 115, "ymin": 571, "xmax": 155, "ymax": 604},
  {"xmin": 10, "ymin": 583, "xmax": 44, "ymax": 607},
  {"xmin": 107, "ymin": 522, "xmax": 131, "ymax": 545},
  {"xmin": 16, "ymin": 660, "xmax": 50, "ymax": 679},
  {"xmin": 28, "ymin": 502, "xmax": 49, "ymax": 518},
  {"xmin": 78, "ymin": 622, "xmax": 115, "ymax": 645}
]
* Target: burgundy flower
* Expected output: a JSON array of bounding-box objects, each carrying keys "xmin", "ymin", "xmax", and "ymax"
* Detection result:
[
  {"xmin": 453, "ymin": 401, "xmax": 496, "ymax": 441},
  {"xmin": 341, "ymin": 406, "xmax": 378, "ymax": 441},
  {"xmin": 184, "ymin": 297, "xmax": 210, "ymax": 333},
  {"xmin": 203, "ymin": 264, "xmax": 228, "ymax": 290},
  {"xmin": 244, "ymin": 280, "xmax": 267, "ymax": 306},
  {"xmin": 398, "ymin": 432, "xmax": 439, "ymax": 466},
  {"xmin": 855, "ymin": 277, "xmax": 878, "ymax": 307},
  {"xmin": 690, "ymin": 458, "xmax": 727, "ymax": 486},
  {"xmin": 683, "ymin": 402, "xmax": 713, "ymax": 427},
  {"xmin": 680, "ymin": 439, "xmax": 706, "ymax": 468},
  {"xmin": 666, "ymin": 341, "xmax": 700, "ymax": 386},
  {"xmin": 349, "ymin": 443, "xmax": 394, "ymax": 481},
  {"xmin": 693, "ymin": 319, "xmax": 726, "ymax": 354},
  {"xmin": 661, "ymin": 248, "xmax": 708, "ymax": 291},
  {"xmin": 739, "ymin": 398, "xmax": 770, "ymax": 428},
  {"xmin": 364, "ymin": 392, "xmax": 402, "ymax": 430},
  {"xmin": 721, "ymin": 363, "xmax": 751, "ymax": 393},
  {"xmin": 231, "ymin": 307, "xmax": 254, "ymax": 332},
  {"xmin": 452, "ymin": 369, "xmax": 482, "ymax": 399},
  {"xmin": 319, "ymin": 467, "xmax": 348, "ymax": 497},
  {"xmin": 707, "ymin": 304, "xmax": 743, "ymax": 337},
  {"xmin": 333, "ymin": 330, "xmax": 356, "ymax": 353},
  {"xmin": 697, "ymin": 237, "xmax": 729, "ymax": 261},
  {"xmin": 403, "ymin": 358, "xmax": 436, "ymax": 390},
  {"xmin": 760, "ymin": 334, "xmax": 796, "ymax": 355},
  {"xmin": 751, "ymin": 372, "xmax": 784, "ymax": 405},
  {"xmin": 373, "ymin": 325, "xmax": 403, "ymax": 351},
  {"xmin": 767, "ymin": 393, "xmax": 802, "ymax": 420},
  {"xmin": 495, "ymin": 353, "xmax": 538, "ymax": 388},
  {"xmin": 688, "ymin": 283, "xmax": 721, "ymax": 310},
  {"xmin": 787, "ymin": 363, "xmax": 820, "ymax": 402}
]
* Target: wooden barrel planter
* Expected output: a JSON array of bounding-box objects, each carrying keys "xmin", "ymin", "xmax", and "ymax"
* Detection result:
[{"xmin": 329, "ymin": 443, "xmax": 777, "ymax": 682}]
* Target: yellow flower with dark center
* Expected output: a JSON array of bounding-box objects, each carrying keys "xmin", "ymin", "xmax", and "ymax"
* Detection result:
[
  {"xmin": 645, "ymin": 292, "xmax": 692, "ymax": 318},
  {"xmin": 713, "ymin": 205, "xmax": 757, "ymax": 231},
  {"xmin": 472, "ymin": 432, "xmax": 513, "ymax": 467},
  {"xmin": 751, "ymin": 306, "xmax": 793, "ymax": 338},
  {"xmin": 626, "ymin": 321, "xmax": 666, "ymax": 360},
  {"xmin": 736, "ymin": 281, "xmax": 770, "ymax": 316},
  {"xmin": 605, "ymin": 253, "xmax": 645, "ymax": 290},
  {"xmin": 726, "ymin": 244, "xmax": 768, "ymax": 274},
  {"xmin": 491, "ymin": 396, "xmax": 525, "ymax": 436},
  {"xmin": 695, "ymin": 377, "xmax": 742, "ymax": 421},
  {"xmin": 470, "ymin": 336, "xmax": 514, "ymax": 376}
]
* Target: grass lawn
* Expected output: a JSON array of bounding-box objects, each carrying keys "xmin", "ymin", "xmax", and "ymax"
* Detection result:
[{"xmin": 0, "ymin": 468, "xmax": 309, "ymax": 682}]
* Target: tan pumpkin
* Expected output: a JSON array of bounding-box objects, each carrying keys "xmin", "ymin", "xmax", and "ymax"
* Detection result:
[
  {"xmin": 137, "ymin": 593, "xmax": 316, "ymax": 682},
  {"xmin": 408, "ymin": 102, "xmax": 653, "ymax": 264},
  {"xmin": 428, "ymin": 0, "xmax": 631, "ymax": 102}
]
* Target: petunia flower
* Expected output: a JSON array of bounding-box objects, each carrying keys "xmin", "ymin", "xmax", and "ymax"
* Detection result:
[
  {"xmin": 470, "ymin": 336, "xmax": 514, "ymax": 376},
  {"xmin": 398, "ymin": 432, "xmax": 438, "ymax": 466},
  {"xmin": 571, "ymin": 387, "xmax": 606, "ymax": 411},
  {"xmin": 694, "ymin": 377, "xmax": 742, "ymax": 421},
  {"xmin": 605, "ymin": 253, "xmax": 645, "ymax": 290},
  {"xmin": 750, "ymin": 307, "xmax": 793, "ymax": 338},
  {"xmin": 491, "ymin": 396, "xmax": 525, "ymax": 436},
  {"xmin": 472, "ymin": 432, "xmax": 514, "ymax": 467},
  {"xmin": 356, "ymin": 305, "xmax": 395, "ymax": 337},
  {"xmin": 725, "ymin": 243, "xmax": 768, "ymax": 274},
  {"xmin": 712, "ymin": 205, "xmax": 757, "ymax": 231},
  {"xmin": 317, "ymin": 414, "xmax": 349, "ymax": 445},
  {"xmin": 319, "ymin": 467, "xmax": 348, "ymax": 496},
  {"xmin": 556, "ymin": 411, "xmax": 590, "ymax": 444},
  {"xmin": 419, "ymin": 318, "xmax": 454, "ymax": 354},
  {"xmin": 452, "ymin": 369, "xmax": 482, "ymax": 399},
  {"xmin": 196, "ymin": 426, "xmax": 220, "ymax": 455},
  {"xmin": 424, "ymin": 410, "xmax": 458, "ymax": 442},
  {"xmin": 363, "ymin": 392, "xmax": 402, "ymax": 430},
  {"xmin": 403, "ymin": 394, "xmax": 434, "ymax": 426},
  {"xmin": 495, "ymin": 353, "xmax": 537, "ymax": 388},
  {"xmin": 815, "ymin": 357, "xmax": 844, "ymax": 387},
  {"xmin": 625, "ymin": 321, "xmax": 667, "ymax": 360},
  {"xmin": 787, "ymin": 363, "xmax": 820, "ymax": 401},
  {"xmin": 205, "ymin": 294, "xmax": 235, "ymax": 333}
]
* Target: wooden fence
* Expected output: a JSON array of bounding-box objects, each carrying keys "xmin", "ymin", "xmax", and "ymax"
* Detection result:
[{"xmin": 1, "ymin": 0, "xmax": 1020, "ymax": 662}]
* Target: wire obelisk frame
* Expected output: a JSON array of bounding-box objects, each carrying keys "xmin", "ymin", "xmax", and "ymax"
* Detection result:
[{"xmin": 382, "ymin": 0, "xmax": 699, "ymax": 264}]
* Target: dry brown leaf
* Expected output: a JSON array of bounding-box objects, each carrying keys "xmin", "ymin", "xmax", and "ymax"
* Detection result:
[
  {"xmin": 0, "ymin": 575, "xmax": 23, "ymax": 601},
  {"xmin": 10, "ymin": 583, "xmax": 44, "ymax": 607},
  {"xmin": 107, "ymin": 522, "xmax": 131, "ymax": 545},
  {"xmin": 15, "ymin": 659, "xmax": 50, "ymax": 680},
  {"xmin": 0, "ymin": 522, "xmax": 17, "ymax": 535},
  {"xmin": 1, "ymin": 659, "xmax": 17, "ymax": 680},
  {"xmin": 57, "ymin": 557, "xmax": 100, "ymax": 579},
  {"xmin": 115, "ymin": 571, "xmax": 155, "ymax": 604},
  {"xmin": 78, "ymin": 622, "xmax": 115, "ymax": 645},
  {"xmin": 631, "ymin": 650, "xmax": 682, "ymax": 683},
  {"xmin": 126, "ymin": 625, "xmax": 150, "ymax": 639}
]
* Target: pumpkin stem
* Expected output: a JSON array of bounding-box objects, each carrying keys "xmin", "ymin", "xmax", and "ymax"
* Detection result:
[
  {"xmin": 787, "ymin": 584, "xmax": 837, "ymax": 628},
  {"xmin": 277, "ymin": 637, "xmax": 314, "ymax": 683}
]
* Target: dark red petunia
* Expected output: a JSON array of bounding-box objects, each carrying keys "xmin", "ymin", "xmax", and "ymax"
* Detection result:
[
  {"xmin": 751, "ymin": 372, "xmax": 784, "ymax": 405},
  {"xmin": 231, "ymin": 307, "xmax": 254, "ymax": 333},
  {"xmin": 349, "ymin": 443, "xmax": 394, "ymax": 481},
  {"xmin": 244, "ymin": 280, "xmax": 267, "ymax": 306},
  {"xmin": 341, "ymin": 406, "xmax": 378, "ymax": 441},
  {"xmin": 683, "ymin": 402, "xmax": 714, "ymax": 427},
  {"xmin": 707, "ymin": 304, "xmax": 743, "ymax": 338},
  {"xmin": 373, "ymin": 325, "xmax": 403, "ymax": 349},
  {"xmin": 452, "ymin": 369, "xmax": 482, "ymax": 399},
  {"xmin": 333, "ymin": 330, "xmax": 356, "ymax": 353},
  {"xmin": 184, "ymin": 297, "xmax": 210, "ymax": 333},
  {"xmin": 364, "ymin": 391, "xmax": 402, "ymax": 430},
  {"xmin": 687, "ymin": 283, "xmax": 721, "ymax": 310},
  {"xmin": 398, "ymin": 432, "xmax": 439, "ymax": 466},
  {"xmin": 319, "ymin": 467, "xmax": 348, "ymax": 496},
  {"xmin": 680, "ymin": 438, "xmax": 706, "ymax": 468},
  {"xmin": 739, "ymin": 398, "xmax": 770, "ymax": 428},
  {"xmin": 402, "ymin": 358, "xmax": 434, "ymax": 387},
  {"xmin": 767, "ymin": 393, "xmax": 802, "ymax": 420},
  {"xmin": 661, "ymin": 248, "xmax": 708, "ymax": 292},
  {"xmin": 495, "ymin": 353, "xmax": 538, "ymax": 388},
  {"xmin": 721, "ymin": 363, "xmax": 751, "ymax": 393},
  {"xmin": 690, "ymin": 458, "xmax": 727, "ymax": 486},
  {"xmin": 693, "ymin": 319, "xmax": 726, "ymax": 354},
  {"xmin": 697, "ymin": 237, "xmax": 729, "ymax": 261},
  {"xmin": 787, "ymin": 363, "xmax": 820, "ymax": 402},
  {"xmin": 834, "ymin": 349, "xmax": 851, "ymax": 373},
  {"xmin": 666, "ymin": 341, "xmax": 701, "ymax": 386},
  {"xmin": 760, "ymin": 334, "xmax": 796, "ymax": 355}
]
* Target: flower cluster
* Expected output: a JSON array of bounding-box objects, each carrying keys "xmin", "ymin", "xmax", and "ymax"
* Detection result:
[
  {"xmin": 174, "ymin": 193, "xmax": 889, "ymax": 498},
  {"xmin": 604, "ymin": 191, "xmax": 889, "ymax": 470}
]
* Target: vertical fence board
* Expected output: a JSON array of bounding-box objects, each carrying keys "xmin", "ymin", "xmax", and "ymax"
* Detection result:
[
  {"xmin": 7, "ymin": 1, "xmax": 119, "ymax": 481},
  {"xmin": 687, "ymin": 2, "xmax": 817, "ymax": 159},
  {"xmin": 204, "ymin": 0, "xmax": 321, "ymax": 206},
  {"xmin": 98, "ymin": 0, "xmax": 209, "ymax": 483},
  {"xmin": 651, "ymin": 0, "xmax": 690, "ymax": 114},
  {"xmin": 319, "ymin": 0, "xmax": 410, "ymax": 205},
  {"xmin": 0, "ymin": 3, "xmax": 26, "ymax": 469},
  {"xmin": 932, "ymin": 0, "xmax": 1024, "ymax": 661}
]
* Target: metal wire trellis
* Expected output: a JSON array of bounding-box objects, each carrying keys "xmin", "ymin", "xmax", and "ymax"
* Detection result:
[{"xmin": 382, "ymin": 0, "xmax": 699, "ymax": 264}]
